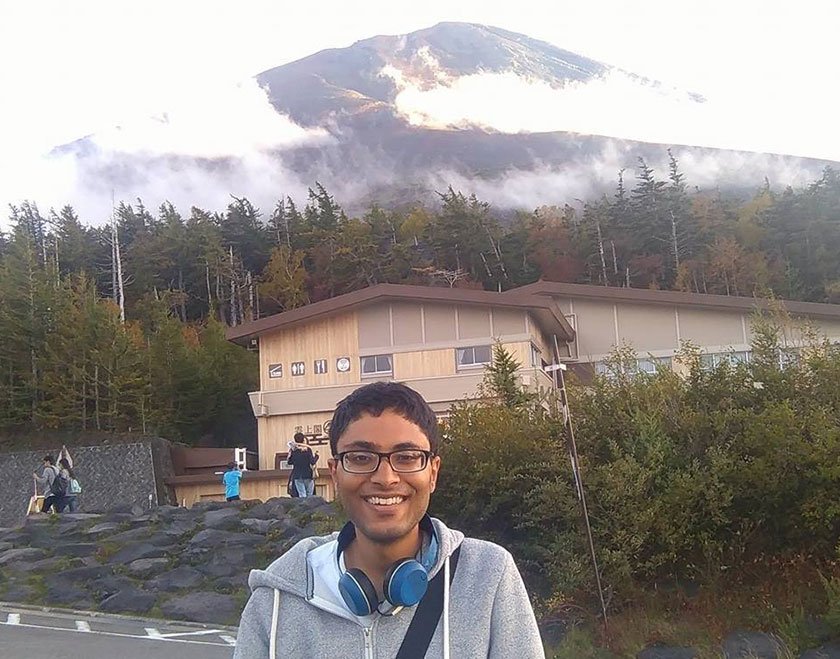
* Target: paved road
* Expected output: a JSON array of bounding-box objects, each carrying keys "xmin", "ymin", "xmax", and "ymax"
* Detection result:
[{"xmin": 0, "ymin": 604, "xmax": 236, "ymax": 658}]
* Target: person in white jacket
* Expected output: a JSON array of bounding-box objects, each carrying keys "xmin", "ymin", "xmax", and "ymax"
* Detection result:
[{"xmin": 234, "ymin": 381, "xmax": 545, "ymax": 658}]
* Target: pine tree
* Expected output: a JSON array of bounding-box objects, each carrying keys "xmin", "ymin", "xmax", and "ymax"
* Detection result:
[{"xmin": 482, "ymin": 343, "xmax": 534, "ymax": 409}]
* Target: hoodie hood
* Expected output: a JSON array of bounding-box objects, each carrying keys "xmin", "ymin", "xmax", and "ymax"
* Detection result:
[{"xmin": 248, "ymin": 516, "xmax": 465, "ymax": 600}]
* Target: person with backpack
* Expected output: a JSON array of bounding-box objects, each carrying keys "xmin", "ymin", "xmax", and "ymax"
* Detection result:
[
  {"xmin": 60, "ymin": 457, "xmax": 81, "ymax": 512},
  {"xmin": 33, "ymin": 455, "xmax": 67, "ymax": 513},
  {"xmin": 234, "ymin": 382, "xmax": 544, "ymax": 658},
  {"xmin": 286, "ymin": 432, "xmax": 319, "ymax": 498}
]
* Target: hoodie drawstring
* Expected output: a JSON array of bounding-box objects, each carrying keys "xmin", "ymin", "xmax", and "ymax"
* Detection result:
[
  {"xmin": 443, "ymin": 554, "xmax": 451, "ymax": 659},
  {"xmin": 270, "ymin": 588, "xmax": 280, "ymax": 657}
]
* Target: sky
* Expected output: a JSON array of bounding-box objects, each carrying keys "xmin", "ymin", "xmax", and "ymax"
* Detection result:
[{"xmin": 0, "ymin": 0, "xmax": 837, "ymax": 227}]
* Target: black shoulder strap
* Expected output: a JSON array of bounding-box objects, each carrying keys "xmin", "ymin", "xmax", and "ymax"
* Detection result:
[{"xmin": 395, "ymin": 545, "xmax": 462, "ymax": 659}]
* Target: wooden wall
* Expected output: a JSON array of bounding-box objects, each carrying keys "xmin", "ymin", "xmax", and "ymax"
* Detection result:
[
  {"xmin": 173, "ymin": 473, "xmax": 335, "ymax": 508},
  {"xmin": 259, "ymin": 313, "xmax": 359, "ymax": 391}
]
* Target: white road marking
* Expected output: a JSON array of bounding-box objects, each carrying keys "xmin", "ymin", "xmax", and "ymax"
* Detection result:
[
  {"xmin": 6, "ymin": 613, "xmax": 20, "ymax": 625},
  {"xmin": 0, "ymin": 620, "xmax": 230, "ymax": 646},
  {"xmin": 156, "ymin": 629, "xmax": 221, "ymax": 638},
  {"xmin": 75, "ymin": 620, "xmax": 91, "ymax": 632},
  {"xmin": 145, "ymin": 627, "xmax": 164, "ymax": 638},
  {"xmin": 220, "ymin": 634, "xmax": 237, "ymax": 646}
]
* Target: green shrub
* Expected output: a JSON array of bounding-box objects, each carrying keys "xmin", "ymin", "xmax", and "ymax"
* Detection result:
[{"xmin": 432, "ymin": 318, "xmax": 840, "ymax": 610}]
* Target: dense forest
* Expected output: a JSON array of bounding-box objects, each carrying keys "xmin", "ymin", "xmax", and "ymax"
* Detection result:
[{"xmin": 1, "ymin": 152, "xmax": 839, "ymax": 442}]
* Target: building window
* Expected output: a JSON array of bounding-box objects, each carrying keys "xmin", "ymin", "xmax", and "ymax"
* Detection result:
[
  {"xmin": 314, "ymin": 359, "xmax": 328, "ymax": 374},
  {"xmin": 700, "ymin": 351, "xmax": 750, "ymax": 371},
  {"xmin": 530, "ymin": 343, "xmax": 542, "ymax": 368},
  {"xmin": 456, "ymin": 345, "xmax": 492, "ymax": 369},
  {"xmin": 594, "ymin": 357, "xmax": 672, "ymax": 378},
  {"xmin": 291, "ymin": 361, "xmax": 305, "ymax": 376},
  {"xmin": 361, "ymin": 354, "xmax": 393, "ymax": 376},
  {"xmin": 635, "ymin": 357, "xmax": 672, "ymax": 374}
]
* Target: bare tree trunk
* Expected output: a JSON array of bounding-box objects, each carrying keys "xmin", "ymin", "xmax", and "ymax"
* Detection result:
[
  {"xmin": 595, "ymin": 216, "xmax": 607, "ymax": 286},
  {"xmin": 178, "ymin": 268, "xmax": 186, "ymax": 322},
  {"xmin": 205, "ymin": 262, "xmax": 212, "ymax": 315},
  {"xmin": 229, "ymin": 246, "xmax": 238, "ymax": 326},
  {"xmin": 247, "ymin": 270, "xmax": 256, "ymax": 322},
  {"xmin": 94, "ymin": 364, "xmax": 101, "ymax": 430},
  {"xmin": 111, "ymin": 217, "xmax": 125, "ymax": 323},
  {"xmin": 670, "ymin": 210, "xmax": 680, "ymax": 272},
  {"xmin": 81, "ymin": 377, "xmax": 87, "ymax": 430}
]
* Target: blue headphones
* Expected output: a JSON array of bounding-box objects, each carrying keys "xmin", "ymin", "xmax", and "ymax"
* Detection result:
[{"xmin": 337, "ymin": 515, "xmax": 438, "ymax": 616}]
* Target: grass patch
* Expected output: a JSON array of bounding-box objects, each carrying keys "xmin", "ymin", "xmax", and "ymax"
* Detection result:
[
  {"xmin": 95, "ymin": 541, "xmax": 119, "ymax": 563},
  {"xmin": 24, "ymin": 574, "xmax": 47, "ymax": 603},
  {"xmin": 543, "ymin": 554, "xmax": 837, "ymax": 658},
  {"xmin": 549, "ymin": 626, "xmax": 617, "ymax": 659}
]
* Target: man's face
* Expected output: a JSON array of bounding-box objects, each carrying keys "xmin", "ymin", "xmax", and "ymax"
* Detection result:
[{"xmin": 329, "ymin": 410, "xmax": 440, "ymax": 546}]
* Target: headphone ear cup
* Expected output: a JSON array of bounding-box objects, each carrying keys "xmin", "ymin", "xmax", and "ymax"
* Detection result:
[
  {"xmin": 339, "ymin": 568, "xmax": 379, "ymax": 616},
  {"xmin": 383, "ymin": 559, "xmax": 429, "ymax": 607}
]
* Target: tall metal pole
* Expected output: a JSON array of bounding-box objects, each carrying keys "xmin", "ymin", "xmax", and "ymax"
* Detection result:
[{"xmin": 551, "ymin": 335, "xmax": 609, "ymax": 634}]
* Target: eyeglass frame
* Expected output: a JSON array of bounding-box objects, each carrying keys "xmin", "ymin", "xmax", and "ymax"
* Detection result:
[{"xmin": 333, "ymin": 449, "xmax": 435, "ymax": 474}]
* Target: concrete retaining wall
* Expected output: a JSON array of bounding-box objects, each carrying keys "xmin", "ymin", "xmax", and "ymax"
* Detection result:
[{"xmin": 0, "ymin": 438, "xmax": 176, "ymax": 528}]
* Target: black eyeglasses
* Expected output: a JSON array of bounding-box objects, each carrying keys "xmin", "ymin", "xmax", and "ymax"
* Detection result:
[{"xmin": 336, "ymin": 449, "xmax": 434, "ymax": 474}]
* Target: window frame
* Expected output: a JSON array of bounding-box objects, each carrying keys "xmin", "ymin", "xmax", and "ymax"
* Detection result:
[
  {"xmin": 360, "ymin": 354, "xmax": 393, "ymax": 377},
  {"xmin": 456, "ymin": 344, "xmax": 493, "ymax": 370}
]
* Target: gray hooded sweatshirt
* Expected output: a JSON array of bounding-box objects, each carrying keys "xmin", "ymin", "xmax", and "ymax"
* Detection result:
[{"xmin": 233, "ymin": 517, "xmax": 545, "ymax": 658}]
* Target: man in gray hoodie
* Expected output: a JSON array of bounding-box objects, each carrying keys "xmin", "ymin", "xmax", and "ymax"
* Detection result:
[{"xmin": 234, "ymin": 381, "xmax": 545, "ymax": 658}]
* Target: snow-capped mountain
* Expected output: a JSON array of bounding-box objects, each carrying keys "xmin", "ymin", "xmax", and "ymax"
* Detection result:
[{"xmin": 49, "ymin": 22, "xmax": 834, "ymax": 218}]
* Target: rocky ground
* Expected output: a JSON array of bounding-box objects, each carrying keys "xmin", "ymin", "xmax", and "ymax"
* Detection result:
[
  {"xmin": 0, "ymin": 496, "xmax": 341, "ymax": 626},
  {"xmin": 2, "ymin": 498, "xmax": 839, "ymax": 657}
]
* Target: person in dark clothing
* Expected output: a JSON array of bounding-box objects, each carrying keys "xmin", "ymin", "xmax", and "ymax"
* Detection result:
[
  {"xmin": 33, "ymin": 455, "xmax": 64, "ymax": 513},
  {"xmin": 286, "ymin": 432, "xmax": 319, "ymax": 497}
]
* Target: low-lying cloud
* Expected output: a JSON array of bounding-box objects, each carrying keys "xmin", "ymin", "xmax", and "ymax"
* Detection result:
[
  {"xmin": 382, "ymin": 55, "xmax": 840, "ymax": 164},
  {"xmin": 0, "ymin": 80, "xmax": 328, "ymax": 227}
]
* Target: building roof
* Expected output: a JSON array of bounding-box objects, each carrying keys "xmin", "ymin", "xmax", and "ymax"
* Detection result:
[
  {"xmin": 510, "ymin": 281, "xmax": 840, "ymax": 320},
  {"xmin": 226, "ymin": 283, "xmax": 576, "ymax": 345}
]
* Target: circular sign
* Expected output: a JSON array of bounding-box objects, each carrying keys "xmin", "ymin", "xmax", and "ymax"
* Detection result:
[{"xmin": 336, "ymin": 357, "xmax": 351, "ymax": 372}]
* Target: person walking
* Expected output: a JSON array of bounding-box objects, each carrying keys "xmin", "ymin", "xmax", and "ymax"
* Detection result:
[
  {"xmin": 286, "ymin": 432, "xmax": 319, "ymax": 498},
  {"xmin": 33, "ymin": 455, "xmax": 63, "ymax": 513},
  {"xmin": 223, "ymin": 462, "xmax": 243, "ymax": 501},
  {"xmin": 234, "ymin": 382, "xmax": 545, "ymax": 658},
  {"xmin": 60, "ymin": 458, "xmax": 81, "ymax": 512}
]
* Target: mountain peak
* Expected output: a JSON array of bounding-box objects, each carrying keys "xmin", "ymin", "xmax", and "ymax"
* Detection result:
[{"xmin": 257, "ymin": 22, "xmax": 609, "ymax": 126}]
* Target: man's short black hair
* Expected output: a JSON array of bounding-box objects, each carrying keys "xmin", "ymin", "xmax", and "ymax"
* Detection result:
[
  {"xmin": 328, "ymin": 382, "xmax": 439, "ymax": 455},
  {"xmin": 293, "ymin": 432, "xmax": 306, "ymax": 443},
  {"xmin": 43, "ymin": 455, "xmax": 54, "ymax": 465},
  {"xmin": 226, "ymin": 462, "xmax": 236, "ymax": 470}
]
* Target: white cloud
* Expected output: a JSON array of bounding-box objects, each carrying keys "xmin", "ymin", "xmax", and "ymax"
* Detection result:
[
  {"xmin": 0, "ymin": 80, "xmax": 328, "ymax": 225},
  {"xmin": 425, "ymin": 142, "xmax": 825, "ymax": 211},
  {"xmin": 91, "ymin": 80, "xmax": 328, "ymax": 158},
  {"xmin": 383, "ymin": 61, "xmax": 840, "ymax": 163}
]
